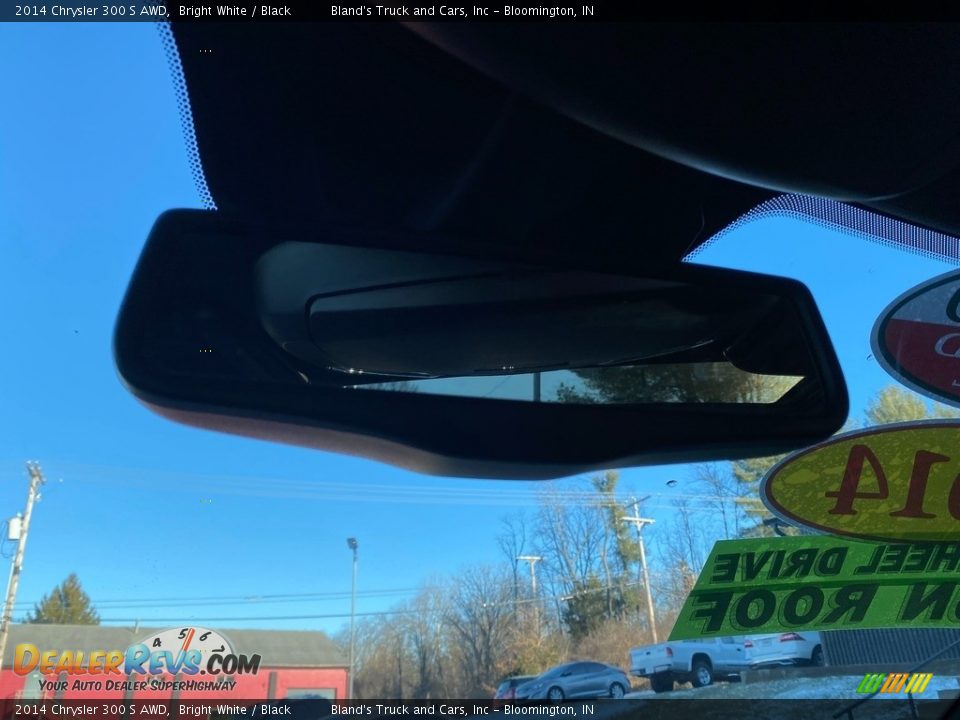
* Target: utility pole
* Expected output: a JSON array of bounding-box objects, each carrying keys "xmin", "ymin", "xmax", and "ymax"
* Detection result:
[
  {"xmin": 517, "ymin": 555, "xmax": 542, "ymax": 596},
  {"xmin": 0, "ymin": 462, "xmax": 45, "ymax": 673},
  {"xmin": 347, "ymin": 537, "xmax": 358, "ymax": 700},
  {"xmin": 622, "ymin": 497, "xmax": 657, "ymax": 643},
  {"xmin": 517, "ymin": 555, "xmax": 542, "ymax": 636}
]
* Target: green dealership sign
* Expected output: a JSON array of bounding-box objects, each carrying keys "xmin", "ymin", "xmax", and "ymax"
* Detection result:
[{"xmin": 669, "ymin": 535, "xmax": 960, "ymax": 641}]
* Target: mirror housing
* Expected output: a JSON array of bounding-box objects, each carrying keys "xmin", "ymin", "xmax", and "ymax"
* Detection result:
[{"xmin": 114, "ymin": 210, "xmax": 848, "ymax": 479}]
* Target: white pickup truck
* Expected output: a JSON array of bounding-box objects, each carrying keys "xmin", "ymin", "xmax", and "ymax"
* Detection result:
[
  {"xmin": 629, "ymin": 632, "xmax": 824, "ymax": 693},
  {"xmin": 629, "ymin": 637, "xmax": 748, "ymax": 693}
]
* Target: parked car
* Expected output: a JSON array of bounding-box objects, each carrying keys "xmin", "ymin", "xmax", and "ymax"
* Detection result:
[
  {"xmin": 629, "ymin": 637, "xmax": 747, "ymax": 693},
  {"xmin": 515, "ymin": 661, "xmax": 630, "ymax": 701},
  {"xmin": 743, "ymin": 632, "xmax": 824, "ymax": 668},
  {"xmin": 494, "ymin": 675, "xmax": 538, "ymax": 701}
]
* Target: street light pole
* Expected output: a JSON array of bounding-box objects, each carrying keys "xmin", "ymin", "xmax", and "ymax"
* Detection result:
[{"xmin": 347, "ymin": 537, "xmax": 358, "ymax": 700}]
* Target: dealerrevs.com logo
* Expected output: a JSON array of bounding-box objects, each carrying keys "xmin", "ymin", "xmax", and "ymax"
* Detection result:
[{"xmin": 15, "ymin": 626, "xmax": 260, "ymax": 690}]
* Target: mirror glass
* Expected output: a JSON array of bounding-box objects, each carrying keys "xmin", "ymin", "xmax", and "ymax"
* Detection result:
[
  {"xmin": 255, "ymin": 242, "xmax": 816, "ymax": 405},
  {"xmin": 354, "ymin": 363, "xmax": 801, "ymax": 404}
]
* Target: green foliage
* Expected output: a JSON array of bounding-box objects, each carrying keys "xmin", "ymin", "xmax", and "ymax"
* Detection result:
[
  {"xmin": 864, "ymin": 385, "xmax": 959, "ymax": 425},
  {"xmin": 556, "ymin": 363, "xmax": 797, "ymax": 405},
  {"xmin": 731, "ymin": 455, "xmax": 785, "ymax": 533},
  {"xmin": 592, "ymin": 471, "xmax": 640, "ymax": 569},
  {"xmin": 562, "ymin": 576, "xmax": 621, "ymax": 641},
  {"xmin": 26, "ymin": 574, "xmax": 99, "ymax": 625}
]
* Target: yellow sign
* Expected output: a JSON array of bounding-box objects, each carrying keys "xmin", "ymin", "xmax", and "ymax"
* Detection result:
[
  {"xmin": 668, "ymin": 536, "xmax": 960, "ymax": 640},
  {"xmin": 761, "ymin": 421, "xmax": 960, "ymax": 542}
]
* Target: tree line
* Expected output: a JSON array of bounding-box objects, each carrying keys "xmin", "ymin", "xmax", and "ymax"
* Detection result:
[{"xmin": 341, "ymin": 386, "xmax": 958, "ymax": 698}]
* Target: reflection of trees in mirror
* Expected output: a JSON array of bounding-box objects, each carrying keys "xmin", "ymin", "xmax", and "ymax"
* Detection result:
[
  {"xmin": 355, "ymin": 380, "xmax": 420, "ymax": 393},
  {"xmin": 555, "ymin": 363, "xmax": 800, "ymax": 405}
]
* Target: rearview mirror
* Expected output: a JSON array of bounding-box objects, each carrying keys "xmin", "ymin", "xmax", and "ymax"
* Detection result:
[{"xmin": 114, "ymin": 210, "xmax": 848, "ymax": 479}]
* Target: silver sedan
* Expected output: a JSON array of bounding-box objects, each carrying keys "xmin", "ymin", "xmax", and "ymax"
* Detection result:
[{"xmin": 515, "ymin": 661, "xmax": 630, "ymax": 701}]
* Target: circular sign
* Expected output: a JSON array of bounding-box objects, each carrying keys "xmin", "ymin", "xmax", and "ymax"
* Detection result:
[
  {"xmin": 138, "ymin": 626, "xmax": 235, "ymax": 667},
  {"xmin": 760, "ymin": 421, "xmax": 960, "ymax": 542},
  {"xmin": 872, "ymin": 269, "xmax": 960, "ymax": 407}
]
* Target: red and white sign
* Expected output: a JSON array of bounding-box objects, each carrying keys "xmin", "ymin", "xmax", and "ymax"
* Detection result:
[{"xmin": 873, "ymin": 270, "xmax": 960, "ymax": 407}]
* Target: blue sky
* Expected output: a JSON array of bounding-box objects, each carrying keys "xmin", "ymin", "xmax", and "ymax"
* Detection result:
[{"xmin": 0, "ymin": 23, "xmax": 956, "ymax": 638}]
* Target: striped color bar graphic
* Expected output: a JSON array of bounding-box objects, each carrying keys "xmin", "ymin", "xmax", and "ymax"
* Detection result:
[{"xmin": 856, "ymin": 673, "xmax": 933, "ymax": 694}]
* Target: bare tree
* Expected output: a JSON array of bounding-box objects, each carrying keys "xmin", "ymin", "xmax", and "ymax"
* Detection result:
[
  {"xmin": 534, "ymin": 485, "xmax": 608, "ymax": 594},
  {"xmin": 497, "ymin": 513, "xmax": 528, "ymax": 603},
  {"xmin": 401, "ymin": 583, "xmax": 449, "ymax": 699},
  {"xmin": 675, "ymin": 498, "xmax": 706, "ymax": 572},
  {"xmin": 347, "ymin": 615, "xmax": 411, "ymax": 699},
  {"xmin": 692, "ymin": 463, "xmax": 740, "ymax": 539},
  {"xmin": 344, "ymin": 473, "xmax": 739, "ymax": 699},
  {"xmin": 445, "ymin": 565, "xmax": 515, "ymax": 697},
  {"xmin": 650, "ymin": 497, "xmax": 711, "ymax": 615}
]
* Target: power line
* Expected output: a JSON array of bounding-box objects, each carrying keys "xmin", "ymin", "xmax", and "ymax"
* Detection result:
[
  {"xmin": 1, "ymin": 461, "xmax": 722, "ymax": 625},
  {"xmin": 8, "ymin": 586, "xmax": 498, "ymax": 613},
  {"xmin": 30, "ymin": 461, "xmax": 732, "ymax": 509},
  {"xmin": 97, "ymin": 609, "xmax": 425, "ymax": 624},
  {"xmin": 89, "ymin": 580, "xmax": 648, "ymax": 625},
  {"xmin": 7, "ymin": 586, "xmax": 421, "ymax": 609},
  {"xmin": 9, "ymin": 566, "xmax": 649, "ymax": 613}
]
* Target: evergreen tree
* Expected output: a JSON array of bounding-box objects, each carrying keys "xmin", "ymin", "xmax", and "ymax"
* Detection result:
[
  {"xmin": 865, "ymin": 385, "xmax": 959, "ymax": 425},
  {"xmin": 562, "ymin": 576, "xmax": 614, "ymax": 641},
  {"xmin": 25, "ymin": 574, "xmax": 99, "ymax": 624}
]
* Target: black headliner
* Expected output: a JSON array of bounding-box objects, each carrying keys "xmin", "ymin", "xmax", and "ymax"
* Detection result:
[
  {"xmin": 168, "ymin": 22, "xmax": 772, "ymax": 272},
  {"xmin": 168, "ymin": 22, "xmax": 960, "ymax": 266}
]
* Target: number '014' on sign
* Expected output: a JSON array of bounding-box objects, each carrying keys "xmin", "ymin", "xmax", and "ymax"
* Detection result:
[{"xmin": 760, "ymin": 421, "xmax": 960, "ymax": 542}]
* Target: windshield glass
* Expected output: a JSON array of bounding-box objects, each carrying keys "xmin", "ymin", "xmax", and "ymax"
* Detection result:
[{"xmin": 4, "ymin": 17, "xmax": 960, "ymax": 720}]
